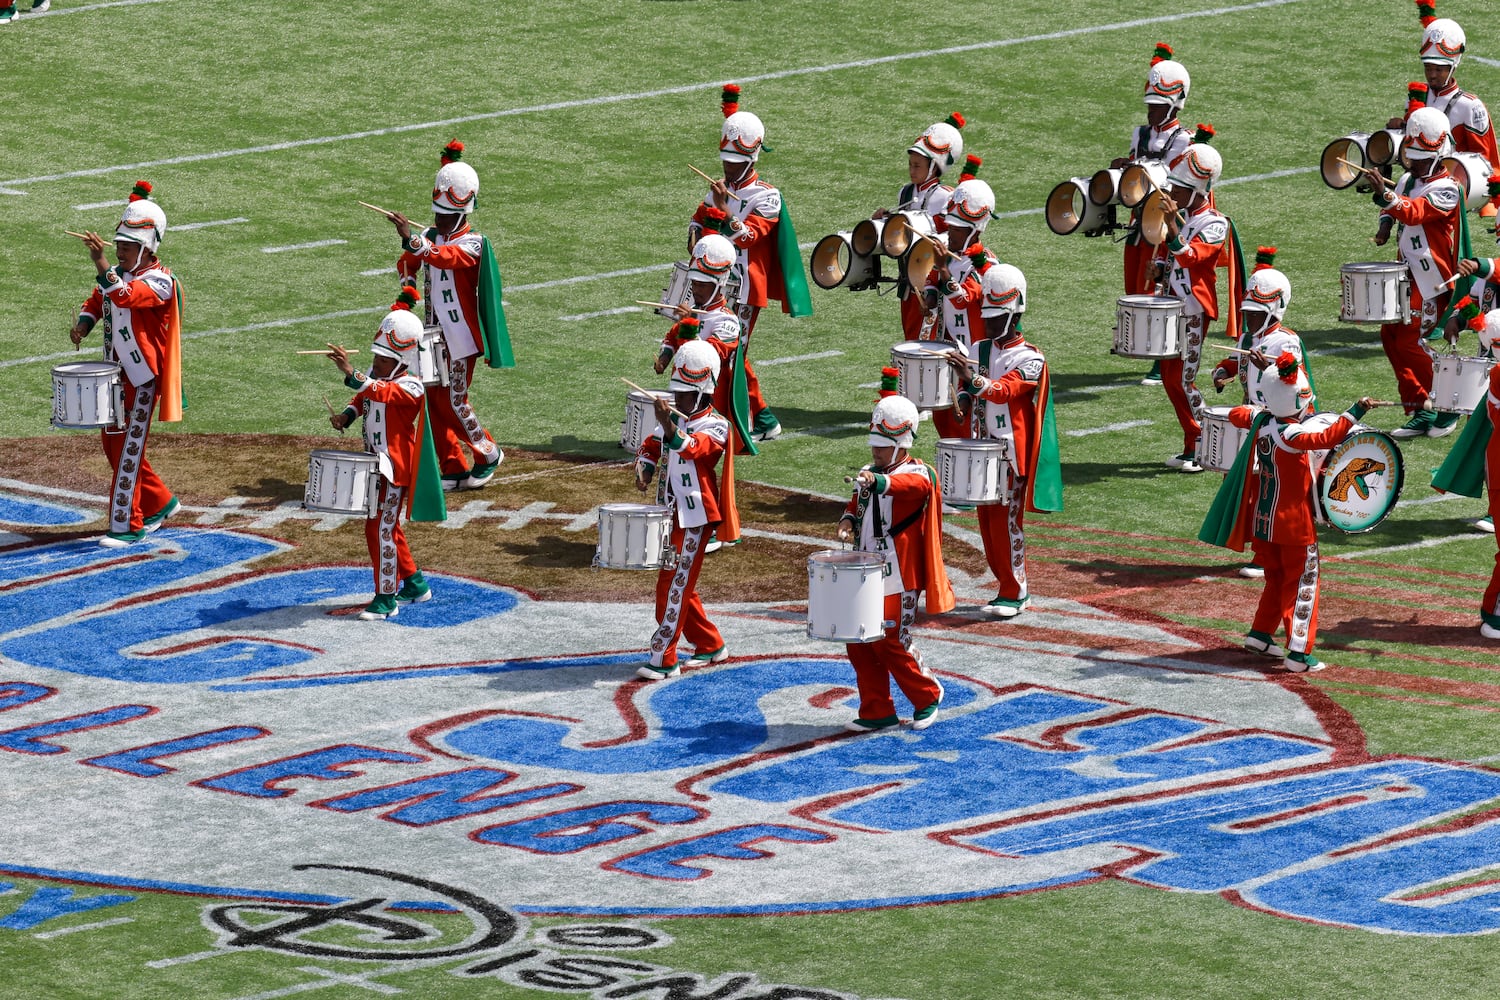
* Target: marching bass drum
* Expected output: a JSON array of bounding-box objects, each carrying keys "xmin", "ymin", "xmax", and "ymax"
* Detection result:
[
  {"xmin": 806, "ymin": 549, "xmax": 886, "ymax": 643},
  {"xmin": 1314, "ymin": 425, "xmax": 1404, "ymax": 533},
  {"xmin": 51, "ymin": 361, "xmax": 123, "ymax": 430},
  {"xmin": 1339, "ymin": 262, "xmax": 1411, "ymax": 324},
  {"xmin": 1113, "ymin": 295, "xmax": 1183, "ymax": 359}
]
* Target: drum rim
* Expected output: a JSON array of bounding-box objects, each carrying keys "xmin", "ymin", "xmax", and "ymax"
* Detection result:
[
  {"xmin": 807, "ymin": 549, "xmax": 885, "ymax": 568},
  {"xmin": 309, "ymin": 448, "xmax": 378, "ymax": 461},
  {"xmin": 52, "ymin": 361, "xmax": 122, "ymax": 375},
  {"xmin": 598, "ymin": 502, "xmax": 672, "ymax": 515}
]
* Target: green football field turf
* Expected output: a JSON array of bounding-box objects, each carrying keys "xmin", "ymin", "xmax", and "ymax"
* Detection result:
[{"xmin": 4, "ymin": 0, "xmax": 1500, "ymax": 996}]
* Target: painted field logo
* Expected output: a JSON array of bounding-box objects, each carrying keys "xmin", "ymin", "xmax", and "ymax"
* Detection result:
[{"xmin": 1, "ymin": 519, "xmax": 1499, "ymax": 934}]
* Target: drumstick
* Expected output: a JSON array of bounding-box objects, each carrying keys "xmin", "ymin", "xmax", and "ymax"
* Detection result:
[
  {"xmin": 688, "ymin": 163, "xmax": 717, "ymax": 184},
  {"xmin": 357, "ymin": 200, "xmax": 399, "ymax": 220},
  {"xmin": 295, "ymin": 349, "xmax": 361, "ymax": 355},
  {"xmin": 1438, "ymin": 272, "xmax": 1464, "ymax": 290},
  {"xmin": 1209, "ymin": 344, "xmax": 1256, "ymax": 356},
  {"xmin": 620, "ymin": 377, "xmax": 689, "ymax": 418},
  {"xmin": 63, "ymin": 230, "xmax": 90, "ymax": 239},
  {"xmin": 914, "ymin": 346, "xmax": 977, "ymax": 365},
  {"xmin": 322, "ymin": 394, "xmax": 345, "ymax": 435},
  {"xmin": 633, "ymin": 300, "xmax": 712, "ymax": 315},
  {"xmin": 1364, "ymin": 400, "xmax": 1404, "ymax": 408}
]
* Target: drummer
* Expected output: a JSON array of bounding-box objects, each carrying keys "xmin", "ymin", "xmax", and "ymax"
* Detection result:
[
  {"xmin": 633, "ymin": 339, "xmax": 732, "ymax": 680},
  {"xmin": 836, "ymin": 388, "xmax": 955, "ymax": 731},
  {"xmin": 389, "ymin": 140, "xmax": 508, "ymax": 491},
  {"xmin": 324, "ymin": 287, "xmax": 442, "ymax": 621},
  {"xmin": 1471, "ymin": 313, "xmax": 1500, "ymax": 638},
  {"xmin": 1199, "ymin": 352, "xmax": 1376, "ymax": 672},
  {"xmin": 687, "ymin": 84, "xmax": 794, "ymax": 444},
  {"xmin": 654, "ymin": 238, "xmax": 743, "ymax": 553},
  {"xmin": 1363, "ymin": 109, "xmax": 1463, "ymax": 439},
  {"xmin": 1386, "ymin": 9, "xmax": 1498, "ymax": 217},
  {"xmin": 1209, "ymin": 247, "xmax": 1314, "ymax": 581},
  {"xmin": 1152, "ymin": 140, "xmax": 1235, "ymax": 473},
  {"xmin": 945, "ymin": 264, "xmax": 1062, "ymax": 618},
  {"xmin": 873, "ymin": 114, "xmax": 967, "ymax": 341},
  {"xmin": 1112, "ymin": 43, "xmax": 1194, "ymax": 387},
  {"xmin": 921, "ymin": 170, "xmax": 998, "ymax": 440},
  {"xmin": 68, "ymin": 181, "xmax": 183, "ymax": 548}
]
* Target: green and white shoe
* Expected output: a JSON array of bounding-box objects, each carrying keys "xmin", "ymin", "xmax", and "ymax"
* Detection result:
[
  {"xmin": 30, "ymin": 0, "xmax": 49, "ymax": 11},
  {"xmin": 688, "ymin": 645, "xmax": 728, "ymax": 664},
  {"xmin": 983, "ymin": 595, "xmax": 1030, "ymax": 619},
  {"xmin": 358, "ymin": 594, "xmax": 400, "ymax": 620},
  {"xmin": 0, "ymin": 7, "xmax": 18, "ymax": 24},
  {"xmin": 1283, "ymin": 651, "xmax": 1325, "ymax": 673},
  {"xmin": 635, "ymin": 662, "xmax": 681, "ymax": 681},
  {"xmin": 396, "ymin": 571, "xmax": 432, "ymax": 604},
  {"xmin": 1390, "ymin": 410, "xmax": 1435, "ymax": 438},
  {"xmin": 844, "ymin": 714, "xmax": 900, "ymax": 733},
  {"xmin": 98, "ymin": 528, "xmax": 148, "ymax": 548},
  {"xmin": 1474, "ymin": 515, "xmax": 1494, "ymax": 534},
  {"xmin": 142, "ymin": 496, "xmax": 180, "ymax": 533},
  {"xmin": 751, "ymin": 409, "xmax": 782, "ymax": 441},
  {"xmin": 440, "ymin": 471, "xmax": 468, "ymax": 493},
  {"xmin": 462, "ymin": 450, "xmax": 503, "ymax": 489}
]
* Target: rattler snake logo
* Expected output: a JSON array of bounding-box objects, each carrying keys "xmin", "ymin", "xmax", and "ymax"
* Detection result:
[{"xmin": 1327, "ymin": 456, "xmax": 1385, "ymax": 501}]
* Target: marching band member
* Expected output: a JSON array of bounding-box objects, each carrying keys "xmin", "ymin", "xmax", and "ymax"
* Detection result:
[
  {"xmin": 947, "ymin": 264, "xmax": 1063, "ymax": 618},
  {"xmin": 874, "ymin": 114, "xmax": 966, "ymax": 341},
  {"xmin": 1154, "ymin": 141, "xmax": 1238, "ymax": 472},
  {"xmin": 68, "ymin": 181, "xmax": 184, "ymax": 547},
  {"xmin": 688, "ymin": 85, "xmax": 814, "ymax": 444},
  {"xmin": 1200, "ymin": 353, "xmax": 1376, "ymax": 672},
  {"xmin": 922, "ymin": 173, "xmax": 999, "ymax": 440},
  {"xmin": 1114, "ymin": 44, "xmax": 1193, "ymax": 387},
  {"xmin": 1210, "ymin": 247, "xmax": 1314, "ymax": 581},
  {"xmin": 653, "ymin": 231, "xmax": 743, "ymax": 552},
  {"xmin": 1392, "ymin": 6, "xmax": 1499, "ymax": 217},
  {"xmin": 389, "ymin": 140, "xmax": 513, "ymax": 491},
  {"xmin": 325, "ymin": 287, "xmax": 446, "ymax": 621},
  {"xmin": 1471, "ymin": 312, "xmax": 1500, "ymax": 638},
  {"xmin": 837, "ymin": 388, "xmax": 955, "ymax": 731},
  {"xmin": 633, "ymin": 339, "xmax": 732, "ymax": 680},
  {"xmin": 1364, "ymin": 108, "xmax": 1464, "ymax": 438}
]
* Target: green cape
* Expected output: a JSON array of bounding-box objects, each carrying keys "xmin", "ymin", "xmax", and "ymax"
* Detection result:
[
  {"xmin": 775, "ymin": 202, "xmax": 814, "ymax": 318},
  {"xmin": 1198, "ymin": 410, "xmax": 1273, "ymax": 550},
  {"xmin": 408, "ymin": 399, "xmax": 448, "ymax": 522},
  {"xmin": 477, "ymin": 235, "xmax": 515, "ymax": 368},
  {"xmin": 1431, "ymin": 397, "xmax": 1491, "ymax": 498}
]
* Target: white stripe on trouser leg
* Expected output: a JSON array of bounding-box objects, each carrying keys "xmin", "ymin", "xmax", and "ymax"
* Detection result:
[
  {"xmin": 110, "ymin": 381, "xmax": 156, "ymax": 534},
  {"xmin": 651, "ymin": 526, "xmax": 704, "ymax": 666},
  {"xmin": 1288, "ymin": 543, "xmax": 1319, "ymax": 654},
  {"xmin": 447, "ymin": 355, "xmax": 499, "ymax": 464},
  {"xmin": 898, "ymin": 590, "xmax": 917, "ymax": 650},
  {"xmin": 1182, "ymin": 314, "xmax": 1206, "ymax": 421},
  {"xmin": 377, "ymin": 484, "xmax": 405, "ymax": 594},
  {"xmin": 1008, "ymin": 501, "xmax": 1028, "ymax": 598}
]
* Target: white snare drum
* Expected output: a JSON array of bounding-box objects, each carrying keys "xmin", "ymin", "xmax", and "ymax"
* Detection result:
[
  {"xmin": 1196, "ymin": 405, "xmax": 1253, "ymax": 473},
  {"xmin": 593, "ymin": 502, "xmax": 672, "ymax": 570},
  {"xmin": 410, "ymin": 325, "xmax": 451, "ymax": 387},
  {"xmin": 621, "ymin": 389, "xmax": 672, "ymax": 452},
  {"xmin": 1339, "ymin": 262, "xmax": 1411, "ymax": 324},
  {"xmin": 304, "ymin": 450, "xmax": 381, "ymax": 517},
  {"xmin": 1430, "ymin": 354, "xmax": 1496, "ymax": 414},
  {"xmin": 1114, "ymin": 295, "xmax": 1183, "ymax": 359},
  {"xmin": 891, "ymin": 342, "xmax": 956, "ymax": 411},
  {"xmin": 656, "ymin": 261, "xmax": 693, "ymax": 318},
  {"xmin": 806, "ymin": 550, "xmax": 886, "ymax": 643},
  {"xmin": 936, "ymin": 438, "xmax": 1015, "ymax": 506},
  {"xmin": 51, "ymin": 361, "xmax": 124, "ymax": 429}
]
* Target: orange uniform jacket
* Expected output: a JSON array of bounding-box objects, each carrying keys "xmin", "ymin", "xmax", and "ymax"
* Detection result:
[{"xmin": 1228, "ymin": 406, "xmax": 1357, "ymax": 545}]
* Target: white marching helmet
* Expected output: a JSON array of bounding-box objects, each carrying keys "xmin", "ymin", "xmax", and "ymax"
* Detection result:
[
  {"xmin": 1482, "ymin": 310, "xmax": 1500, "ymax": 354},
  {"xmin": 944, "ymin": 178, "xmax": 996, "ymax": 236},
  {"xmin": 372, "ymin": 289, "xmax": 425, "ymax": 369},
  {"xmin": 1167, "ymin": 143, "xmax": 1222, "ymax": 195},
  {"xmin": 432, "ymin": 141, "xmax": 479, "ymax": 215},
  {"xmin": 908, "ymin": 116, "xmax": 965, "ymax": 176},
  {"xmin": 115, "ymin": 181, "xmax": 166, "ymax": 252},
  {"xmin": 720, "ymin": 111, "xmax": 765, "ymax": 164},
  {"xmin": 1144, "ymin": 59, "xmax": 1191, "ymax": 112},
  {"xmin": 1248, "ymin": 357, "xmax": 1313, "ymax": 419},
  {"xmin": 979, "ymin": 263, "xmax": 1027, "ymax": 318},
  {"xmin": 1404, "ymin": 106, "xmax": 1453, "ymax": 160},
  {"xmin": 1420, "ymin": 18, "xmax": 1466, "ymax": 67},
  {"xmin": 689, "ymin": 233, "xmax": 737, "ymax": 293},
  {"xmin": 1242, "ymin": 267, "xmax": 1292, "ymax": 325},
  {"xmin": 868, "ymin": 394, "xmax": 920, "ymax": 449},
  {"xmin": 669, "ymin": 339, "xmax": 720, "ymax": 395}
]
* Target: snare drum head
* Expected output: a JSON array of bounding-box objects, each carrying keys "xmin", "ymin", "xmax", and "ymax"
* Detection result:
[
  {"xmin": 807, "ymin": 549, "xmax": 885, "ymax": 571},
  {"xmin": 599, "ymin": 502, "xmax": 670, "ymax": 517},
  {"xmin": 52, "ymin": 361, "xmax": 121, "ymax": 379},
  {"xmin": 1317, "ymin": 429, "xmax": 1404, "ymax": 533}
]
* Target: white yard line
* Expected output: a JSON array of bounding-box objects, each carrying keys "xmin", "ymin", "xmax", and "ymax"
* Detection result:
[
  {"xmin": 1066, "ymin": 419, "xmax": 1154, "ymax": 437},
  {"xmin": 174, "ymin": 217, "xmax": 250, "ymax": 232},
  {"xmin": 755, "ymin": 350, "xmax": 844, "ymax": 367},
  {"xmin": 559, "ymin": 306, "xmax": 643, "ymax": 322},
  {"xmin": 0, "ymin": 0, "xmax": 1309, "ymax": 190},
  {"xmin": 1331, "ymin": 535, "xmax": 1486, "ymax": 560},
  {"xmin": 261, "ymin": 239, "xmax": 347, "ymax": 254},
  {"xmin": 72, "ymin": 199, "xmax": 126, "ymax": 211},
  {"xmin": 32, "ymin": 917, "xmax": 134, "ymax": 940}
]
